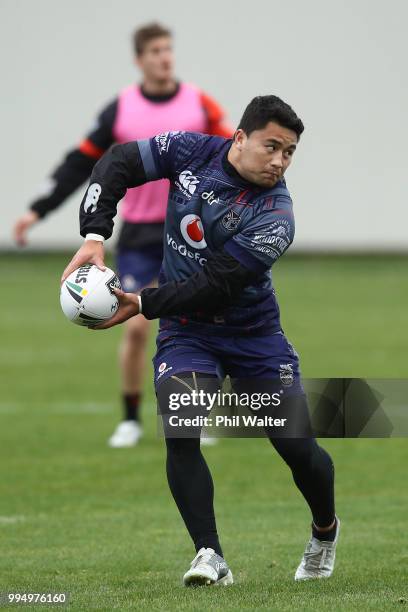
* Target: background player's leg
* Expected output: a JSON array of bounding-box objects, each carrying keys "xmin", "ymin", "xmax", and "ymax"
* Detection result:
[
  {"xmin": 107, "ymin": 314, "xmax": 150, "ymax": 448},
  {"xmin": 119, "ymin": 314, "xmax": 151, "ymax": 422},
  {"xmin": 157, "ymin": 373, "xmax": 223, "ymax": 557},
  {"xmin": 109, "ymin": 244, "xmax": 162, "ymax": 447}
]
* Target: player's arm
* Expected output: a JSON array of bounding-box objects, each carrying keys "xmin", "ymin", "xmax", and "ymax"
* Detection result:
[
  {"xmin": 61, "ymin": 141, "xmax": 150, "ymax": 282},
  {"xmin": 14, "ymin": 99, "xmax": 117, "ymax": 246},
  {"xmin": 95, "ymin": 206, "xmax": 294, "ymax": 328},
  {"xmin": 94, "ymin": 247, "xmax": 262, "ymax": 329},
  {"xmin": 62, "ymin": 131, "xmax": 203, "ymax": 282}
]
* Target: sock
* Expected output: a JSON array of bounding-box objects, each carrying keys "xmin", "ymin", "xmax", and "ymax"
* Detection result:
[
  {"xmin": 195, "ymin": 537, "xmax": 223, "ymax": 558},
  {"xmin": 123, "ymin": 393, "xmax": 141, "ymax": 422},
  {"xmin": 312, "ymin": 517, "xmax": 337, "ymax": 542}
]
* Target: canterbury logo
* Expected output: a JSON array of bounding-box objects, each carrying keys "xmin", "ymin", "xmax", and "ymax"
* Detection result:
[{"xmin": 179, "ymin": 170, "xmax": 200, "ymax": 194}]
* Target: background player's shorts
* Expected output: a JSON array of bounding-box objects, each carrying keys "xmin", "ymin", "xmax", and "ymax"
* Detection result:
[
  {"xmin": 116, "ymin": 244, "xmax": 163, "ymax": 292},
  {"xmin": 153, "ymin": 329, "xmax": 303, "ymax": 396}
]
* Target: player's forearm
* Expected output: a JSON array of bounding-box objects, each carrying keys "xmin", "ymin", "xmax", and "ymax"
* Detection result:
[
  {"xmin": 140, "ymin": 249, "xmax": 260, "ymax": 319},
  {"xmin": 79, "ymin": 142, "xmax": 147, "ymax": 240},
  {"xmin": 30, "ymin": 149, "xmax": 96, "ymax": 218}
]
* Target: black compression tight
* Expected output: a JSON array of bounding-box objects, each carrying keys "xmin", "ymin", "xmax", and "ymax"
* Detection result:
[{"xmin": 158, "ymin": 373, "xmax": 335, "ymax": 556}]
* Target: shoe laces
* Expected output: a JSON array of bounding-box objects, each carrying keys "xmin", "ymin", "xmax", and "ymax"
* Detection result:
[
  {"xmin": 303, "ymin": 539, "xmax": 334, "ymax": 570},
  {"xmin": 191, "ymin": 548, "xmax": 215, "ymax": 568}
]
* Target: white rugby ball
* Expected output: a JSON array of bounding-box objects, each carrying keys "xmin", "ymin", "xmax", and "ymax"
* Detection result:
[{"xmin": 60, "ymin": 264, "xmax": 121, "ymax": 326}]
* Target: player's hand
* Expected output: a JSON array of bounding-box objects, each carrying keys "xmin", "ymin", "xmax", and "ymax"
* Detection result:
[
  {"xmin": 91, "ymin": 288, "xmax": 140, "ymax": 330},
  {"xmin": 61, "ymin": 240, "xmax": 106, "ymax": 284},
  {"xmin": 13, "ymin": 211, "xmax": 40, "ymax": 246}
]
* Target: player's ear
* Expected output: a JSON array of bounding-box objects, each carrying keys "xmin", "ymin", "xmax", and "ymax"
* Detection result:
[
  {"xmin": 134, "ymin": 54, "xmax": 143, "ymax": 70},
  {"xmin": 234, "ymin": 129, "xmax": 246, "ymax": 151}
]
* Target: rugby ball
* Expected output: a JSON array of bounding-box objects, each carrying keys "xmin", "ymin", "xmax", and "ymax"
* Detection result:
[{"xmin": 60, "ymin": 264, "xmax": 121, "ymax": 326}]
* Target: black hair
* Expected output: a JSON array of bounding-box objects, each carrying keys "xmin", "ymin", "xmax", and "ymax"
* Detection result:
[{"xmin": 237, "ymin": 95, "xmax": 304, "ymax": 139}]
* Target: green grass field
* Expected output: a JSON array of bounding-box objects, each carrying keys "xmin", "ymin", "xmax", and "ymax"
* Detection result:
[{"xmin": 0, "ymin": 253, "xmax": 407, "ymax": 611}]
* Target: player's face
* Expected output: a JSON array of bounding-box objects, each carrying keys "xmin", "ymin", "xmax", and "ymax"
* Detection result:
[
  {"xmin": 136, "ymin": 36, "xmax": 174, "ymax": 82},
  {"xmin": 234, "ymin": 122, "xmax": 298, "ymax": 187}
]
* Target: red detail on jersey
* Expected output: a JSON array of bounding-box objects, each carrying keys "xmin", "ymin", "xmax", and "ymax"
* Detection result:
[
  {"xmin": 272, "ymin": 208, "xmax": 291, "ymax": 216},
  {"xmin": 200, "ymin": 91, "xmax": 234, "ymax": 138},
  {"xmin": 235, "ymin": 190, "xmax": 251, "ymax": 205},
  {"xmin": 236, "ymin": 190, "xmax": 248, "ymax": 203},
  {"xmin": 187, "ymin": 218, "xmax": 204, "ymax": 242},
  {"xmin": 180, "ymin": 317, "xmax": 188, "ymax": 325},
  {"xmin": 79, "ymin": 139, "xmax": 105, "ymax": 159}
]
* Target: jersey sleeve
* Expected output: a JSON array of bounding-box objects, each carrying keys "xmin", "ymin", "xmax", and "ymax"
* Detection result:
[
  {"xmin": 199, "ymin": 90, "xmax": 234, "ymax": 138},
  {"xmin": 137, "ymin": 131, "xmax": 208, "ymax": 181},
  {"xmin": 29, "ymin": 99, "xmax": 117, "ymax": 218},
  {"xmin": 223, "ymin": 200, "xmax": 295, "ymax": 272},
  {"xmin": 78, "ymin": 98, "xmax": 117, "ymax": 159}
]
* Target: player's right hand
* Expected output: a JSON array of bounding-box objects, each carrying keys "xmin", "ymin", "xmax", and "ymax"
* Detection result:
[
  {"xmin": 13, "ymin": 210, "xmax": 40, "ymax": 246},
  {"xmin": 61, "ymin": 240, "xmax": 106, "ymax": 285},
  {"xmin": 91, "ymin": 288, "xmax": 140, "ymax": 330}
]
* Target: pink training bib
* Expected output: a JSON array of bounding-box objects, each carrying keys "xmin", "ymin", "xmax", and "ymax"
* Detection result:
[{"xmin": 112, "ymin": 83, "xmax": 208, "ymax": 223}]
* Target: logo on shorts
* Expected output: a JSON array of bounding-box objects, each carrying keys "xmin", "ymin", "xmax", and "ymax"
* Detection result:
[
  {"xmin": 279, "ymin": 363, "xmax": 294, "ymax": 386},
  {"xmin": 222, "ymin": 210, "xmax": 241, "ymax": 231},
  {"xmin": 180, "ymin": 215, "xmax": 207, "ymax": 249},
  {"xmin": 157, "ymin": 362, "xmax": 173, "ymax": 380}
]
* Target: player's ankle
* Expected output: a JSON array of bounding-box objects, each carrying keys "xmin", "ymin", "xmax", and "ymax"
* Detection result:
[
  {"xmin": 123, "ymin": 392, "xmax": 141, "ymax": 421},
  {"xmin": 312, "ymin": 517, "xmax": 337, "ymax": 541}
]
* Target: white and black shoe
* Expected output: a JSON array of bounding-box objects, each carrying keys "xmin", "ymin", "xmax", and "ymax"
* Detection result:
[
  {"xmin": 107, "ymin": 420, "xmax": 143, "ymax": 448},
  {"xmin": 295, "ymin": 518, "xmax": 340, "ymax": 580},
  {"xmin": 183, "ymin": 547, "xmax": 233, "ymax": 586}
]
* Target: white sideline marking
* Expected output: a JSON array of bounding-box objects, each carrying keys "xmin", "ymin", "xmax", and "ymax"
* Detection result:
[
  {"xmin": 0, "ymin": 402, "xmax": 157, "ymax": 415},
  {"xmin": 0, "ymin": 515, "xmax": 26, "ymax": 524},
  {"xmin": 0, "ymin": 402, "xmax": 113, "ymax": 415}
]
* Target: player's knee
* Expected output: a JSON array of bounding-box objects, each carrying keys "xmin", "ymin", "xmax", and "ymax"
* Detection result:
[
  {"xmin": 271, "ymin": 437, "xmax": 320, "ymax": 469},
  {"xmin": 125, "ymin": 316, "xmax": 150, "ymax": 345}
]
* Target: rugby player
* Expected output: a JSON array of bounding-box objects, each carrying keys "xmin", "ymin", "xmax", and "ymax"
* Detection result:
[
  {"xmin": 62, "ymin": 95, "xmax": 340, "ymax": 583},
  {"xmin": 13, "ymin": 22, "xmax": 231, "ymax": 447}
]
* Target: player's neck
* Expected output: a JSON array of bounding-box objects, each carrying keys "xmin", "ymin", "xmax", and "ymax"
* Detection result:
[
  {"xmin": 141, "ymin": 78, "xmax": 178, "ymax": 97},
  {"xmin": 227, "ymin": 145, "xmax": 251, "ymax": 184}
]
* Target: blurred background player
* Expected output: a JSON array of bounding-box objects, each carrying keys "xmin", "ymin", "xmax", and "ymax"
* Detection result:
[{"xmin": 13, "ymin": 22, "xmax": 232, "ymax": 447}]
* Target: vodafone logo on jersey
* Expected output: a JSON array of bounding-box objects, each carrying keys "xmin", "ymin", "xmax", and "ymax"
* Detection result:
[{"xmin": 180, "ymin": 215, "xmax": 207, "ymax": 249}]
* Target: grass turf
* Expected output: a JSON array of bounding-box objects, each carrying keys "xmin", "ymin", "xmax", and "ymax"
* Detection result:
[{"xmin": 0, "ymin": 252, "xmax": 407, "ymax": 610}]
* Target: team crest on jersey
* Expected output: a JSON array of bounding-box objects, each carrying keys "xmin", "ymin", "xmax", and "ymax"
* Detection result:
[
  {"xmin": 279, "ymin": 364, "xmax": 294, "ymax": 386},
  {"xmin": 222, "ymin": 210, "xmax": 241, "ymax": 231}
]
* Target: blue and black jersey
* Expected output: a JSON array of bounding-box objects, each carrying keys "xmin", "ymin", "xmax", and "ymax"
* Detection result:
[{"xmin": 80, "ymin": 131, "xmax": 296, "ymax": 336}]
